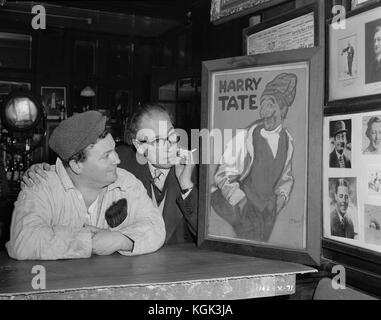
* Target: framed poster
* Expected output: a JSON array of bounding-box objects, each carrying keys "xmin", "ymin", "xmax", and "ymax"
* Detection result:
[
  {"xmin": 323, "ymin": 112, "xmax": 381, "ymax": 256},
  {"xmin": 243, "ymin": 4, "xmax": 318, "ymax": 56},
  {"xmin": 40, "ymin": 86, "xmax": 66, "ymax": 120},
  {"xmin": 198, "ymin": 48, "xmax": 322, "ymax": 266},
  {"xmin": 210, "ymin": 0, "xmax": 289, "ymax": 25},
  {"xmin": 327, "ymin": 4, "xmax": 381, "ymax": 104}
]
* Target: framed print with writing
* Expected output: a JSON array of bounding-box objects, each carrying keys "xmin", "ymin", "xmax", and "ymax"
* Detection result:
[
  {"xmin": 40, "ymin": 86, "xmax": 66, "ymax": 120},
  {"xmin": 243, "ymin": 4, "xmax": 318, "ymax": 56},
  {"xmin": 327, "ymin": 3, "xmax": 381, "ymax": 104},
  {"xmin": 198, "ymin": 48, "xmax": 322, "ymax": 266},
  {"xmin": 323, "ymin": 112, "xmax": 381, "ymax": 256}
]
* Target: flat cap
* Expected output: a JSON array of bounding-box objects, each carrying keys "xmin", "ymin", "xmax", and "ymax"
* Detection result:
[
  {"xmin": 260, "ymin": 73, "xmax": 297, "ymax": 109},
  {"xmin": 49, "ymin": 111, "xmax": 106, "ymax": 161}
]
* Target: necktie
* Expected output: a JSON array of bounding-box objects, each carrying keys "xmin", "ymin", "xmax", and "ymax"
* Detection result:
[
  {"xmin": 152, "ymin": 169, "xmax": 166, "ymax": 206},
  {"xmin": 339, "ymin": 155, "xmax": 345, "ymax": 168},
  {"xmin": 154, "ymin": 169, "xmax": 164, "ymax": 190}
]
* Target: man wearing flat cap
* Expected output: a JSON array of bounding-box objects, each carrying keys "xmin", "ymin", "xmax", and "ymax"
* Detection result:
[
  {"xmin": 6, "ymin": 111, "xmax": 165, "ymax": 260},
  {"xmin": 329, "ymin": 120, "xmax": 351, "ymax": 169},
  {"xmin": 211, "ymin": 73, "xmax": 296, "ymax": 242}
]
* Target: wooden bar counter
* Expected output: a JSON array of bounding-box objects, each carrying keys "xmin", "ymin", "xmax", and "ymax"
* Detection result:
[{"xmin": 0, "ymin": 244, "xmax": 316, "ymax": 300}]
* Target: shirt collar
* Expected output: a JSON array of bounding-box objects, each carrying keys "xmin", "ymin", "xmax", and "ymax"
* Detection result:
[
  {"xmin": 56, "ymin": 158, "xmax": 76, "ymax": 191},
  {"xmin": 261, "ymin": 124, "xmax": 283, "ymax": 135},
  {"xmin": 107, "ymin": 169, "xmax": 128, "ymax": 192},
  {"xmin": 148, "ymin": 161, "xmax": 170, "ymax": 181},
  {"xmin": 55, "ymin": 158, "xmax": 127, "ymax": 192},
  {"xmin": 335, "ymin": 149, "xmax": 344, "ymax": 160}
]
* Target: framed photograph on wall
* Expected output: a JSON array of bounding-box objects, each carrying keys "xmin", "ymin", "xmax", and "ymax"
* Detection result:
[
  {"xmin": 0, "ymin": 80, "xmax": 31, "ymax": 106},
  {"xmin": 323, "ymin": 112, "xmax": 381, "ymax": 259},
  {"xmin": 198, "ymin": 48, "xmax": 322, "ymax": 266},
  {"xmin": 210, "ymin": 0, "xmax": 289, "ymax": 25},
  {"xmin": 327, "ymin": 3, "xmax": 381, "ymax": 105},
  {"xmin": 41, "ymin": 86, "xmax": 66, "ymax": 120},
  {"xmin": 351, "ymin": 0, "xmax": 380, "ymax": 10},
  {"xmin": 243, "ymin": 4, "xmax": 318, "ymax": 56}
]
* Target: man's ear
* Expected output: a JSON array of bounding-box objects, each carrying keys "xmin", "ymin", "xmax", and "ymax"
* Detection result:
[
  {"xmin": 132, "ymin": 139, "xmax": 147, "ymax": 155},
  {"xmin": 68, "ymin": 159, "xmax": 82, "ymax": 175}
]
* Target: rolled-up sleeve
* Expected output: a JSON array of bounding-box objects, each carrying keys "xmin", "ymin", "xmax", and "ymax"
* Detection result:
[
  {"xmin": 6, "ymin": 188, "xmax": 92, "ymax": 260},
  {"xmin": 117, "ymin": 180, "xmax": 166, "ymax": 256}
]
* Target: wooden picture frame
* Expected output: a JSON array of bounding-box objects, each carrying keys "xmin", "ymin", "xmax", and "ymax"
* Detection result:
[
  {"xmin": 40, "ymin": 86, "xmax": 66, "ymax": 120},
  {"xmin": 198, "ymin": 48, "xmax": 322, "ymax": 266},
  {"xmin": 326, "ymin": 3, "xmax": 381, "ymax": 105},
  {"xmin": 210, "ymin": 0, "xmax": 289, "ymax": 25},
  {"xmin": 243, "ymin": 4, "xmax": 318, "ymax": 56}
]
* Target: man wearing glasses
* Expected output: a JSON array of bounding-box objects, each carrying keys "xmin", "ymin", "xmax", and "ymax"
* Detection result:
[
  {"xmin": 22, "ymin": 104, "xmax": 197, "ymax": 244},
  {"xmin": 119, "ymin": 103, "xmax": 197, "ymax": 244}
]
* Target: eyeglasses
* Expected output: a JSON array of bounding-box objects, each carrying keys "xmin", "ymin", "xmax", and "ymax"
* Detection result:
[{"xmin": 137, "ymin": 134, "xmax": 180, "ymax": 147}]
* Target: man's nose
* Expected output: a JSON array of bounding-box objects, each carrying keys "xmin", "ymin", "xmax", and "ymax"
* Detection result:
[{"xmin": 111, "ymin": 151, "xmax": 120, "ymax": 165}]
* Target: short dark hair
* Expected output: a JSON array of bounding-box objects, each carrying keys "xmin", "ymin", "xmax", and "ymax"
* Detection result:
[
  {"xmin": 124, "ymin": 103, "xmax": 174, "ymax": 145},
  {"xmin": 366, "ymin": 116, "xmax": 381, "ymax": 139},
  {"xmin": 335, "ymin": 178, "xmax": 349, "ymax": 194},
  {"xmin": 62, "ymin": 130, "xmax": 109, "ymax": 167}
]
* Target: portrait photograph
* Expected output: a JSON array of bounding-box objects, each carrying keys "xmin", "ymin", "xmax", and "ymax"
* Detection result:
[
  {"xmin": 338, "ymin": 35, "xmax": 358, "ymax": 81},
  {"xmin": 329, "ymin": 119, "xmax": 352, "ymax": 169},
  {"xmin": 365, "ymin": 18, "xmax": 381, "ymax": 84},
  {"xmin": 328, "ymin": 177, "xmax": 359, "ymax": 240},
  {"xmin": 364, "ymin": 204, "xmax": 381, "ymax": 246},
  {"xmin": 40, "ymin": 86, "xmax": 66, "ymax": 119},
  {"xmin": 362, "ymin": 115, "xmax": 381, "ymax": 154},
  {"xmin": 367, "ymin": 165, "xmax": 381, "ymax": 196}
]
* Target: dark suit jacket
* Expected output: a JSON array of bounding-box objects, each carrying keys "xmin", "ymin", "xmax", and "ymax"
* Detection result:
[
  {"xmin": 330, "ymin": 209, "xmax": 355, "ymax": 239},
  {"xmin": 329, "ymin": 150, "xmax": 351, "ymax": 168},
  {"xmin": 366, "ymin": 59, "xmax": 381, "ymax": 84},
  {"xmin": 116, "ymin": 144, "xmax": 197, "ymax": 244}
]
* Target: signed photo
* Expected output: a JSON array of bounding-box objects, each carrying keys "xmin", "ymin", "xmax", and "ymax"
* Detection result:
[
  {"xmin": 328, "ymin": 119, "xmax": 352, "ymax": 169},
  {"xmin": 328, "ymin": 177, "xmax": 359, "ymax": 240}
]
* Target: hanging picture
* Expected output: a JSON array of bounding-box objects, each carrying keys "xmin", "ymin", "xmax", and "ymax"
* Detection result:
[
  {"xmin": 327, "ymin": 4, "xmax": 381, "ymax": 104},
  {"xmin": 41, "ymin": 86, "xmax": 66, "ymax": 120},
  {"xmin": 210, "ymin": 0, "xmax": 288, "ymax": 24},
  {"xmin": 243, "ymin": 4, "xmax": 318, "ymax": 56}
]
